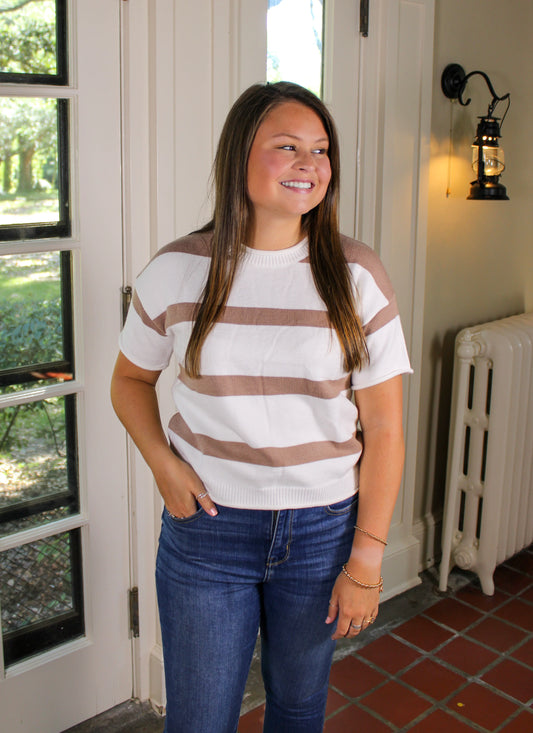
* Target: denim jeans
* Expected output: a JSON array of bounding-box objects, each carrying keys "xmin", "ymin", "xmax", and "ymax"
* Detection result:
[{"xmin": 156, "ymin": 494, "xmax": 358, "ymax": 733}]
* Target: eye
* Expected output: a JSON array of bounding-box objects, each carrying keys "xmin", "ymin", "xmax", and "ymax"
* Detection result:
[
  {"xmin": 312, "ymin": 148, "xmax": 328, "ymax": 155},
  {"xmin": 278, "ymin": 144, "xmax": 296, "ymax": 151}
]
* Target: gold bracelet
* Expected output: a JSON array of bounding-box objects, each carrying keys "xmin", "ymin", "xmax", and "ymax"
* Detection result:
[
  {"xmin": 342, "ymin": 564, "xmax": 384, "ymax": 593},
  {"xmin": 354, "ymin": 525, "xmax": 388, "ymax": 546}
]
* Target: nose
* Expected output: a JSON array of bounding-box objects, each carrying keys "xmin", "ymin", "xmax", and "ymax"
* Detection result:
[{"xmin": 294, "ymin": 150, "xmax": 315, "ymax": 170}]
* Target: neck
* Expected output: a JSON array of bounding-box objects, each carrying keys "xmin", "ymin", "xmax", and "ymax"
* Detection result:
[{"xmin": 247, "ymin": 215, "xmax": 303, "ymax": 251}]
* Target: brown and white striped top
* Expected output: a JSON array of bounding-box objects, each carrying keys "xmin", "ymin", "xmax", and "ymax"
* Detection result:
[{"xmin": 119, "ymin": 231, "xmax": 412, "ymax": 509}]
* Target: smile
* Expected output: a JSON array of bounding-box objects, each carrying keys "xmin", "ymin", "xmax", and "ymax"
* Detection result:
[{"xmin": 281, "ymin": 181, "xmax": 313, "ymax": 190}]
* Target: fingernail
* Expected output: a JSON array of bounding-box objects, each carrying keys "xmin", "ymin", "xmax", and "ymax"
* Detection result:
[
  {"xmin": 209, "ymin": 508, "xmax": 218, "ymax": 516},
  {"xmin": 325, "ymin": 616, "xmax": 333, "ymax": 624}
]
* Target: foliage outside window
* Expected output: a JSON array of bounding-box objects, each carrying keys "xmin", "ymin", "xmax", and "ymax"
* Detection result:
[
  {"xmin": 0, "ymin": 98, "xmax": 70, "ymax": 239},
  {"xmin": 0, "ymin": 0, "xmax": 69, "ymax": 241},
  {"xmin": 0, "ymin": 0, "xmax": 67, "ymax": 83}
]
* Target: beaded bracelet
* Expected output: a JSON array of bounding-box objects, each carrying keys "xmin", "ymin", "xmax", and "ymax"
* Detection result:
[
  {"xmin": 354, "ymin": 525, "xmax": 388, "ymax": 546},
  {"xmin": 342, "ymin": 564, "xmax": 384, "ymax": 593}
]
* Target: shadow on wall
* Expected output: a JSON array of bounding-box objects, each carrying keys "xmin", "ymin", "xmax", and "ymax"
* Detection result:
[{"xmin": 429, "ymin": 329, "xmax": 457, "ymax": 517}]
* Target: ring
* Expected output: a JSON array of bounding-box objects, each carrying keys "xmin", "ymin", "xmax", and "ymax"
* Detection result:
[
  {"xmin": 350, "ymin": 623, "xmax": 362, "ymax": 630},
  {"xmin": 369, "ymin": 617, "xmax": 375, "ymax": 623},
  {"xmin": 328, "ymin": 601, "xmax": 338, "ymax": 607},
  {"xmin": 197, "ymin": 490, "xmax": 209, "ymax": 500}
]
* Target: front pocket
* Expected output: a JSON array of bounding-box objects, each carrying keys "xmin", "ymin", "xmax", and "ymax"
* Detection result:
[
  {"xmin": 164, "ymin": 505, "xmax": 204, "ymax": 525},
  {"xmin": 324, "ymin": 493, "xmax": 358, "ymax": 516}
]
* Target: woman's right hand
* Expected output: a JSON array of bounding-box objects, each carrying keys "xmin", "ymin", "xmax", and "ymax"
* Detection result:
[
  {"xmin": 110, "ymin": 352, "xmax": 218, "ymax": 519},
  {"xmin": 154, "ymin": 450, "xmax": 218, "ymax": 518}
]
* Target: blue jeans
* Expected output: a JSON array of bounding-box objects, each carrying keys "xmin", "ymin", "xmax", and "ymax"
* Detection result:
[{"xmin": 156, "ymin": 494, "xmax": 358, "ymax": 733}]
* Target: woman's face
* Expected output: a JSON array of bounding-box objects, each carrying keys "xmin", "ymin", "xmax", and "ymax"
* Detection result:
[{"xmin": 246, "ymin": 101, "xmax": 332, "ymax": 231}]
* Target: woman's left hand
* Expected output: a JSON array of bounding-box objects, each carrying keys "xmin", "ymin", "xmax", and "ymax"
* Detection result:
[{"xmin": 325, "ymin": 571, "xmax": 380, "ymax": 640}]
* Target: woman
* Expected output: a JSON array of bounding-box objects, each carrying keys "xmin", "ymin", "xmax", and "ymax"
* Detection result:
[{"xmin": 111, "ymin": 81, "xmax": 411, "ymax": 733}]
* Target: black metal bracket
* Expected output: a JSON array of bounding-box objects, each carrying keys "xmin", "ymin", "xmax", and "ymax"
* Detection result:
[{"xmin": 441, "ymin": 63, "xmax": 510, "ymax": 119}]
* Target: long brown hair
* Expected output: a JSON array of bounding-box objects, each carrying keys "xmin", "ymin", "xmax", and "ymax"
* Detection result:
[{"xmin": 185, "ymin": 81, "xmax": 368, "ymax": 377}]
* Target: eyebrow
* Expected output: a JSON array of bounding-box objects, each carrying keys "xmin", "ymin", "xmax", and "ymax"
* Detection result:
[{"xmin": 271, "ymin": 133, "xmax": 329, "ymax": 143}]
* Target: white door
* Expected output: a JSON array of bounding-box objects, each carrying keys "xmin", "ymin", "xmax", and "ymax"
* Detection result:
[{"xmin": 0, "ymin": 2, "xmax": 133, "ymax": 731}]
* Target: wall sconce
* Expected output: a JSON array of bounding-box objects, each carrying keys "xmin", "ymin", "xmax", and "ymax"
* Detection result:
[{"xmin": 441, "ymin": 63, "xmax": 511, "ymax": 200}]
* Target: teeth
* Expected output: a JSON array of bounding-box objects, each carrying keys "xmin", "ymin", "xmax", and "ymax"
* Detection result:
[{"xmin": 281, "ymin": 181, "xmax": 312, "ymax": 189}]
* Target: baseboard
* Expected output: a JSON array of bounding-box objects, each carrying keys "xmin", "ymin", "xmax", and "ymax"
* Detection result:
[
  {"xmin": 381, "ymin": 532, "xmax": 422, "ymax": 600},
  {"xmin": 149, "ymin": 643, "xmax": 166, "ymax": 715}
]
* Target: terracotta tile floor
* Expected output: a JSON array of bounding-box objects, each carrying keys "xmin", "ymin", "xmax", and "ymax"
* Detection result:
[{"xmin": 238, "ymin": 546, "xmax": 533, "ymax": 732}]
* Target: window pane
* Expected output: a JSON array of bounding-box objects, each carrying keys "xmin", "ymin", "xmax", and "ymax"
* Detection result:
[
  {"xmin": 0, "ymin": 251, "xmax": 73, "ymax": 384},
  {"xmin": 0, "ymin": 394, "xmax": 79, "ymax": 536},
  {"xmin": 267, "ymin": 0, "xmax": 324, "ymax": 97},
  {"xmin": 1, "ymin": 529, "xmax": 84, "ymax": 665},
  {"xmin": 0, "ymin": 98, "xmax": 71, "ymax": 238},
  {"xmin": 0, "ymin": 0, "xmax": 67, "ymax": 83}
]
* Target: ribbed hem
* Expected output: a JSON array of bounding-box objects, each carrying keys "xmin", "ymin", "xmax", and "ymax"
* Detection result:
[{"xmin": 203, "ymin": 471, "xmax": 358, "ymax": 510}]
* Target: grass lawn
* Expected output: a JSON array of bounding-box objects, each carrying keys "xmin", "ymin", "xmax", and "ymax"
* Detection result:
[{"xmin": 0, "ymin": 251, "xmax": 61, "ymax": 306}]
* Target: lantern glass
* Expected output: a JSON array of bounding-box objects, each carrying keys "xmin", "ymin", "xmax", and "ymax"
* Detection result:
[{"xmin": 472, "ymin": 144, "xmax": 505, "ymax": 177}]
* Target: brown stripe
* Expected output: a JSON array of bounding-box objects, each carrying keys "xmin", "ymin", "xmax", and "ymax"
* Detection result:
[
  {"xmin": 179, "ymin": 366, "xmax": 351, "ymax": 399},
  {"xmin": 363, "ymin": 296, "xmax": 399, "ymax": 336},
  {"xmin": 169, "ymin": 413, "xmax": 361, "ymax": 467},
  {"xmin": 164, "ymin": 303, "xmax": 330, "ymax": 329},
  {"xmin": 132, "ymin": 291, "xmax": 167, "ymax": 336},
  {"xmin": 166, "ymin": 302, "xmax": 198, "ymax": 326},
  {"xmin": 153, "ymin": 231, "xmax": 212, "ymax": 260},
  {"xmin": 340, "ymin": 235, "xmax": 396, "ymax": 301}
]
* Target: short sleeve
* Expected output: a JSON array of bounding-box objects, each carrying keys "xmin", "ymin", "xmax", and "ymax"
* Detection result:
[
  {"xmin": 342, "ymin": 237, "xmax": 412, "ymax": 391},
  {"xmin": 118, "ymin": 259, "xmax": 174, "ymax": 371},
  {"xmin": 119, "ymin": 294, "xmax": 173, "ymax": 371},
  {"xmin": 351, "ymin": 315, "xmax": 412, "ymax": 390}
]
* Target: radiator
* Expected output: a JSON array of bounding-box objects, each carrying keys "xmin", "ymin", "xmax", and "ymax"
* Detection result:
[{"xmin": 439, "ymin": 313, "xmax": 533, "ymax": 595}]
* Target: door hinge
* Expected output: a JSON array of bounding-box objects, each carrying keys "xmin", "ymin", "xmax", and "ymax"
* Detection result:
[
  {"xmin": 129, "ymin": 586, "xmax": 140, "ymax": 638},
  {"xmin": 121, "ymin": 285, "xmax": 133, "ymax": 327},
  {"xmin": 360, "ymin": 0, "xmax": 369, "ymax": 37}
]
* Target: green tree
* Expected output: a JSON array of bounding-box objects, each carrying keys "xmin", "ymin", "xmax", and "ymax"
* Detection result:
[
  {"xmin": 0, "ymin": 0, "xmax": 56, "ymax": 75},
  {"xmin": 0, "ymin": 98, "xmax": 56, "ymax": 193},
  {"xmin": 0, "ymin": 1, "xmax": 57, "ymax": 193}
]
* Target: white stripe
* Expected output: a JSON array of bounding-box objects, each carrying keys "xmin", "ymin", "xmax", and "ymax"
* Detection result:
[
  {"xmin": 171, "ymin": 388, "xmax": 359, "ymax": 447},
  {"xmin": 187, "ymin": 323, "xmax": 344, "ymax": 380}
]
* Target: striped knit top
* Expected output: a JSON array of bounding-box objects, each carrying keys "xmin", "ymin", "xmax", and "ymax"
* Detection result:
[{"xmin": 119, "ymin": 231, "xmax": 412, "ymax": 509}]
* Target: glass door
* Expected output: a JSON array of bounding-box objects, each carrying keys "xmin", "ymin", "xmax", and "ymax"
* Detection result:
[{"xmin": 0, "ymin": 2, "xmax": 133, "ymax": 730}]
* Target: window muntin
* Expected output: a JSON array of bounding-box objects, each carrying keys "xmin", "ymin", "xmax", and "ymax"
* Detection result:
[
  {"xmin": 267, "ymin": 0, "xmax": 324, "ymax": 97},
  {"xmin": 0, "ymin": 0, "xmax": 68, "ymax": 85}
]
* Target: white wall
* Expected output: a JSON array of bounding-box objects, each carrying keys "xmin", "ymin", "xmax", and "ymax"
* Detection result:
[{"xmin": 413, "ymin": 0, "xmax": 533, "ymax": 568}]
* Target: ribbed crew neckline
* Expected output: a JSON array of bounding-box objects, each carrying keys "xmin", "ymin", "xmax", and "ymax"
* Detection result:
[{"xmin": 244, "ymin": 238, "xmax": 308, "ymax": 267}]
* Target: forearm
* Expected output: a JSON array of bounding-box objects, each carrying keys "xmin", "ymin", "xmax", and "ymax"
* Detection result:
[
  {"xmin": 346, "ymin": 374, "xmax": 405, "ymax": 581},
  {"xmin": 347, "ymin": 424, "xmax": 405, "ymax": 580},
  {"xmin": 110, "ymin": 370, "xmax": 173, "ymax": 477},
  {"xmin": 110, "ymin": 353, "xmax": 216, "ymax": 516}
]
